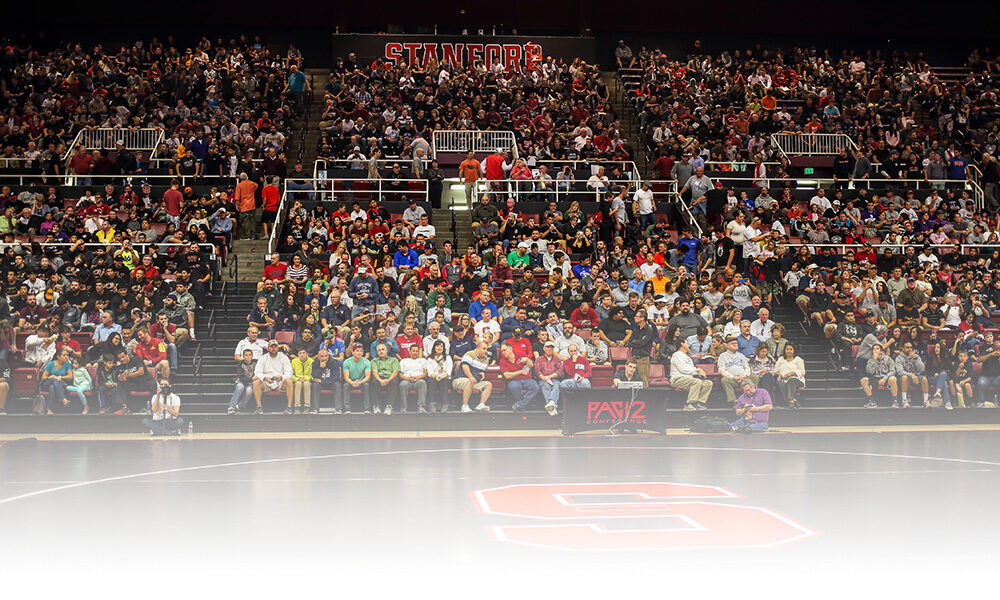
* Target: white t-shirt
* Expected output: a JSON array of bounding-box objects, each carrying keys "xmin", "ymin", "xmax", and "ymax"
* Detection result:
[
  {"xmin": 399, "ymin": 357, "xmax": 427, "ymax": 378},
  {"xmin": 413, "ymin": 225, "xmax": 436, "ymax": 238},
  {"xmin": 743, "ymin": 226, "xmax": 762, "ymax": 257},
  {"xmin": 727, "ymin": 220, "xmax": 746, "ymax": 244},
  {"xmin": 235, "ymin": 337, "xmax": 269, "ymax": 360},
  {"xmin": 152, "ymin": 392, "xmax": 181, "ymax": 421},
  {"xmin": 350, "ymin": 210, "xmax": 368, "ymax": 222},
  {"xmin": 633, "ymin": 188, "xmax": 655, "ymax": 215},
  {"xmin": 474, "ymin": 320, "xmax": 502, "ymax": 341}
]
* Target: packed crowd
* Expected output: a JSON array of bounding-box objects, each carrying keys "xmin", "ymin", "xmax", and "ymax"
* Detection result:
[
  {"xmin": 316, "ymin": 53, "xmax": 631, "ymax": 166},
  {"xmin": 622, "ymin": 41, "xmax": 1000, "ymax": 211},
  {"xmin": 1, "ymin": 35, "xmax": 306, "ymax": 182}
]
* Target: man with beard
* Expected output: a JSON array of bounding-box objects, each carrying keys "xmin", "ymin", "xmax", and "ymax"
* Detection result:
[{"xmin": 667, "ymin": 300, "xmax": 709, "ymax": 339}]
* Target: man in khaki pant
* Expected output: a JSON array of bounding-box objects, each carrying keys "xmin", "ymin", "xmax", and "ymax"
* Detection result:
[{"xmin": 669, "ymin": 338, "xmax": 713, "ymax": 410}]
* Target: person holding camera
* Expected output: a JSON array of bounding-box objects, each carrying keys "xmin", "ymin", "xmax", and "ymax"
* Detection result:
[
  {"xmin": 142, "ymin": 379, "xmax": 183, "ymax": 436},
  {"xmin": 730, "ymin": 379, "xmax": 773, "ymax": 432}
]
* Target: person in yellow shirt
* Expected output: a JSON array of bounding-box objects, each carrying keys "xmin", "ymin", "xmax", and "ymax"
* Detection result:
[
  {"xmin": 649, "ymin": 266, "xmax": 671, "ymax": 295},
  {"xmin": 95, "ymin": 221, "xmax": 116, "ymax": 244},
  {"xmin": 291, "ymin": 349, "xmax": 315, "ymax": 415}
]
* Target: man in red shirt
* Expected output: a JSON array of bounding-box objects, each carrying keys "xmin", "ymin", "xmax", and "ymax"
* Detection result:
[
  {"xmin": 162, "ymin": 179, "xmax": 184, "ymax": 228},
  {"xmin": 507, "ymin": 327, "xmax": 532, "ymax": 361},
  {"xmin": 569, "ymin": 300, "xmax": 599, "ymax": 329},
  {"xmin": 394, "ymin": 324, "xmax": 423, "ymax": 357},
  {"xmin": 482, "ymin": 148, "xmax": 512, "ymax": 200},
  {"xmin": 500, "ymin": 341, "xmax": 539, "ymax": 411},
  {"xmin": 262, "ymin": 254, "xmax": 288, "ymax": 285},
  {"xmin": 68, "ymin": 145, "xmax": 95, "ymax": 186},
  {"xmin": 135, "ymin": 326, "xmax": 170, "ymax": 379},
  {"xmin": 261, "ymin": 176, "xmax": 281, "ymax": 238},
  {"xmin": 55, "ymin": 327, "xmax": 82, "ymax": 360},
  {"xmin": 149, "ymin": 313, "xmax": 179, "ymax": 370}
]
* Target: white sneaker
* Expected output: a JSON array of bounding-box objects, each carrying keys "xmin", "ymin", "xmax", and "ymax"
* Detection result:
[
  {"xmin": 384, "ymin": 404, "xmax": 392, "ymax": 416},
  {"xmin": 461, "ymin": 404, "xmax": 473, "ymax": 413},
  {"xmin": 545, "ymin": 400, "xmax": 557, "ymax": 416},
  {"xmin": 945, "ymin": 401, "xmax": 954, "ymax": 410},
  {"xmin": 475, "ymin": 403, "xmax": 490, "ymax": 412},
  {"xmin": 373, "ymin": 406, "xmax": 382, "ymax": 415}
]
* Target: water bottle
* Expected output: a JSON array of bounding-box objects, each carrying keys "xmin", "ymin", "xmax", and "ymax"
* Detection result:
[{"xmin": 188, "ymin": 421, "xmax": 194, "ymax": 436}]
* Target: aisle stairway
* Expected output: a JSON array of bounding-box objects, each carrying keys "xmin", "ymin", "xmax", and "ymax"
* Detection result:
[
  {"xmin": 769, "ymin": 298, "xmax": 868, "ymax": 407},
  {"xmin": 605, "ymin": 71, "xmax": 650, "ymax": 178}
]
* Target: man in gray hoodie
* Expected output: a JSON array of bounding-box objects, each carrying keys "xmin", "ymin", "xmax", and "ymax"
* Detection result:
[
  {"xmin": 894, "ymin": 341, "xmax": 928, "ymax": 408},
  {"xmin": 861, "ymin": 343, "xmax": 897, "ymax": 408}
]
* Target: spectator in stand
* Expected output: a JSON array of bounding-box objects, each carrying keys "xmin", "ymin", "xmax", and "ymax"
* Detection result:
[
  {"xmin": 39, "ymin": 347, "xmax": 74, "ymax": 415},
  {"xmin": 398, "ymin": 344, "xmax": 428, "ymax": 413},
  {"xmin": 253, "ymin": 339, "xmax": 293, "ymax": 415},
  {"xmin": 671, "ymin": 337, "xmax": 713, "ymax": 410},
  {"xmin": 730, "ymin": 380, "xmax": 773, "ymax": 433},
  {"xmin": 534, "ymin": 340, "xmax": 564, "ymax": 416},
  {"xmin": 862, "ymin": 344, "xmax": 898, "ymax": 408},
  {"xmin": 230, "ymin": 349, "xmax": 257, "ymax": 415},
  {"xmin": 500, "ymin": 341, "xmax": 539, "ymax": 412},
  {"xmin": 341, "ymin": 343, "xmax": 372, "ymax": 414}
]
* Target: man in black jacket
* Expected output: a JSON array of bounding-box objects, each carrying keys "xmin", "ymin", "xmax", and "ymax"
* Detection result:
[{"xmin": 628, "ymin": 310, "xmax": 658, "ymax": 386}]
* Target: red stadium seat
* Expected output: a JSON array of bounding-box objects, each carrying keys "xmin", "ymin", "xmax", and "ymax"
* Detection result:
[
  {"xmin": 648, "ymin": 363, "xmax": 670, "ymax": 387},
  {"xmin": 274, "ymin": 331, "xmax": 296, "ymax": 346},
  {"xmin": 591, "ymin": 364, "xmax": 614, "ymax": 388},
  {"xmin": 609, "ymin": 346, "xmax": 631, "ymax": 365}
]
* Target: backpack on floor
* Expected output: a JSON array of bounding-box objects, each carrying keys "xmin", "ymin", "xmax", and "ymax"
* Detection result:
[
  {"xmin": 690, "ymin": 416, "xmax": 732, "ymax": 433},
  {"xmin": 32, "ymin": 394, "xmax": 46, "ymax": 415}
]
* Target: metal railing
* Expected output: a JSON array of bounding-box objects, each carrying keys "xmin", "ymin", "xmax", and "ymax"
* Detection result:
[
  {"xmin": 267, "ymin": 187, "xmax": 290, "ymax": 256},
  {"xmin": 1, "ymin": 173, "xmax": 197, "ymax": 187},
  {"xmin": 432, "ymin": 130, "xmax": 518, "ymax": 157},
  {"xmin": 770, "ymin": 133, "xmax": 859, "ymax": 157},
  {"xmin": 62, "ymin": 128, "xmax": 165, "ymax": 160},
  {"xmin": 781, "ymin": 242, "xmax": 1000, "ymax": 255}
]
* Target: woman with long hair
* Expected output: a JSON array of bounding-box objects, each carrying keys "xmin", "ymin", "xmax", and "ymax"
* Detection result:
[
  {"xmin": 40, "ymin": 347, "xmax": 74, "ymax": 415},
  {"xmin": 774, "ymin": 343, "xmax": 806, "ymax": 408},
  {"xmin": 926, "ymin": 339, "xmax": 953, "ymax": 407},
  {"xmin": 425, "ymin": 340, "xmax": 453, "ymax": 412}
]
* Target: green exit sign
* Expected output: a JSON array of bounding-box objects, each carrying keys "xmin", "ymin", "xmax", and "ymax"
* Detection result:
[{"xmin": 804, "ymin": 167, "xmax": 814, "ymax": 174}]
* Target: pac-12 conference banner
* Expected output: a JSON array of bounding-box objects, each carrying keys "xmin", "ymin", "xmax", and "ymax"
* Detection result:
[{"xmin": 332, "ymin": 34, "xmax": 597, "ymax": 73}]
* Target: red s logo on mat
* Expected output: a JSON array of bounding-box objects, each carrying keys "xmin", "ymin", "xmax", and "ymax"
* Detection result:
[{"xmin": 473, "ymin": 482, "xmax": 816, "ymax": 552}]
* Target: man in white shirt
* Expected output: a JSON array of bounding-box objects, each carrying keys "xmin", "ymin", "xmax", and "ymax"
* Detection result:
[
  {"xmin": 252, "ymin": 339, "xmax": 293, "ymax": 414},
  {"xmin": 810, "ymin": 188, "xmax": 832, "ymax": 212},
  {"xmin": 422, "ymin": 321, "xmax": 450, "ymax": 356},
  {"xmin": 554, "ymin": 322, "xmax": 586, "ymax": 360},
  {"xmin": 398, "ymin": 344, "xmax": 428, "ymax": 412},
  {"xmin": 233, "ymin": 326, "xmax": 269, "ymax": 361},
  {"xmin": 25, "ymin": 323, "xmax": 58, "ymax": 367},
  {"xmin": 412, "ymin": 214, "xmax": 436, "ymax": 239},
  {"xmin": 142, "ymin": 379, "xmax": 183, "ymax": 436},
  {"xmin": 743, "ymin": 217, "xmax": 765, "ymax": 261},
  {"xmin": 670, "ymin": 338, "xmax": 713, "ymax": 410},
  {"xmin": 633, "ymin": 182, "xmax": 656, "ymax": 229},
  {"xmin": 749, "ymin": 308, "xmax": 775, "ymax": 341}
]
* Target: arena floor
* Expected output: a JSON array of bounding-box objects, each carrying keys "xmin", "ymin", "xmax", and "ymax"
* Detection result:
[{"xmin": 2, "ymin": 430, "xmax": 997, "ymax": 598}]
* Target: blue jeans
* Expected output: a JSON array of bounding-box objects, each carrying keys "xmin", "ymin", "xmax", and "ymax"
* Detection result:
[
  {"xmin": 286, "ymin": 180, "xmax": 316, "ymax": 200},
  {"xmin": 638, "ymin": 213, "xmax": 656, "ymax": 230},
  {"xmin": 97, "ymin": 383, "xmax": 116, "ymax": 409},
  {"xmin": 41, "ymin": 378, "xmax": 67, "ymax": 411},
  {"xmin": 142, "ymin": 416, "xmax": 184, "ymax": 435},
  {"xmin": 340, "ymin": 382, "xmax": 370, "ymax": 411},
  {"xmin": 539, "ymin": 379, "xmax": 561, "ymax": 406},
  {"xmin": 730, "ymin": 415, "xmax": 769, "ymax": 432},
  {"xmin": 976, "ymin": 375, "xmax": 1000, "ymax": 404},
  {"xmin": 933, "ymin": 371, "xmax": 952, "ymax": 403},
  {"xmin": 165, "ymin": 342, "xmax": 178, "ymax": 369},
  {"xmin": 230, "ymin": 381, "xmax": 253, "ymax": 409},
  {"xmin": 560, "ymin": 378, "xmax": 591, "ymax": 392},
  {"xmin": 508, "ymin": 379, "xmax": 540, "ymax": 410}
]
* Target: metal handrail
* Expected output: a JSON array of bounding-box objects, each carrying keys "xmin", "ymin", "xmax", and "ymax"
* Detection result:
[
  {"xmin": 770, "ymin": 133, "xmax": 860, "ymax": 157},
  {"xmin": 267, "ymin": 188, "xmax": 290, "ymax": 256},
  {"xmin": 63, "ymin": 128, "xmax": 165, "ymax": 161},
  {"xmin": 780, "ymin": 242, "xmax": 1000, "ymax": 255}
]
